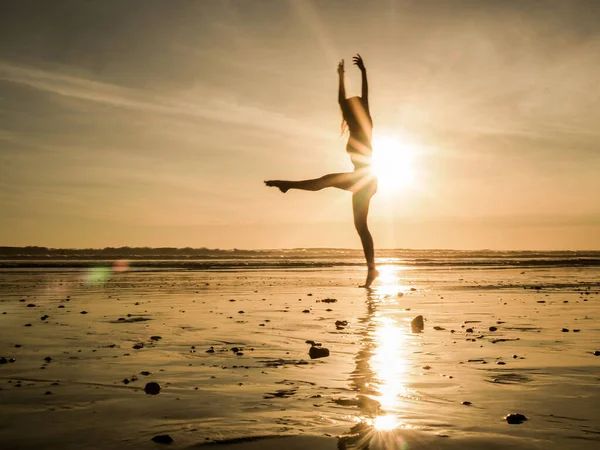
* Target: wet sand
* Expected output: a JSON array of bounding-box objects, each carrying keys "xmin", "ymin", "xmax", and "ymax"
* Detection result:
[{"xmin": 1, "ymin": 265, "xmax": 599, "ymax": 449}]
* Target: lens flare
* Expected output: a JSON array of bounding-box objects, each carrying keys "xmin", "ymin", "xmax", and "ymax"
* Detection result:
[{"xmin": 83, "ymin": 266, "xmax": 112, "ymax": 285}]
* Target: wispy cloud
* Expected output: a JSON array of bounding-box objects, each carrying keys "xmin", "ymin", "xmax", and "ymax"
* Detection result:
[{"xmin": 0, "ymin": 61, "xmax": 334, "ymax": 141}]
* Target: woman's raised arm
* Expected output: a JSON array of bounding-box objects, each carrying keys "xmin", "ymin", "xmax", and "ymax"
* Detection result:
[{"xmin": 353, "ymin": 54, "xmax": 368, "ymax": 110}]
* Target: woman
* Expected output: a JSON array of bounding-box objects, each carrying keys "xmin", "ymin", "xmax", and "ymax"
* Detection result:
[{"xmin": 265, "ymin": 54, "xmax": 378, "ymax": 288}]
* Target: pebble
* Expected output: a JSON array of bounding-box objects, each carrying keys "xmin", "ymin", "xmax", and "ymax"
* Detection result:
[
  {"xmin": 594, "ymin": 350, "xmax": 600, "ymax": 356},
  {"xmin": 489, "ymin": 326, "xmax": 497, "ymax": 332},
  {"xmin": 0, "ymin": 357, "xmax": 7, "ymax": 364},
  {"xmin": 144, "ymin": 382, "xmax": 161, "ymax": 395},
  {"xmin": 561, "ymin": 328, "xmax": 569, "ymax": 332},
  {"xmin": 505, "ymin": 413, "xmax": 528, "ymax": 424},
  {"xmin": 461, "ymin": 401, "xmax": 472, "ymax": 406},
  {"xmin": 308, "ymin": 346, "xmax": 330, "ymax": 359},
  {"xmin": 411, "ymin": 315, "xmax": 424, "ymax": 333},
  {"xmin": 150, "ymin": 336, "xmax": 162, "ymax": 341},
  {"xmin": 80, "ymin": 311, "xmax": 88, "ymax": 315},
  {"xmin": 151, "ymin": 434, "xmax": 173, "ymax": 444}
]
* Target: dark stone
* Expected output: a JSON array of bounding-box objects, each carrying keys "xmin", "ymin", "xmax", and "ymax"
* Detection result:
[
  {"xmin": 302, "ymin": 309, "xmax": 310, "ymax": 313},
  {"xmin": 335, "ymin": 320, "xmax": 348, "ymax": 327},
  {"xmin": 27, "ymin": 304, "xmax": 36, "ymax": 308},
  {"xmin": 0, "ymin": 357, "xmax": 7, "ymax": 364},
  {"xmin": 144, "ymin": 382, "xmax": 161, "ymax": 395},
  {"xmin": 24, "ymin": 324, "xmax": 32, "ymax": 327},
  {"xmin": 140, "ymin": 371, "xmax": 151, "ymax": 376},
  {"xmin": 40, "ymin": 315, "xmax": 49, "ymax": 321},
  {"xmin": 80, "ymin": 311, "xmax": 88, "ymax": 315},
  {"xmin": 594, "ymin": 350, "xmax": 600, "ymax": 356},
  {"xmin": 461, "ymin": 401, "xmax": 472, "ymax": 406},
  {"xmin": 489, "ymin": 326, "xmax": 498, "ymax": 332},
  {"xmin": 411, "ymin": 315, "xmax": 424, "ymax": 333},
  {"xmin": 505, "ymin": 413, "xmax": 528, "ymax": 424},
  {"xmin": 123, "ymin": 378, "xmax": 130, "ymax": 385},
  {"xmin": 309, "ymin": 346, "xmax": 330, "ymax": 359},
  {"xmin": 433, "ymin": 326, "xmax": 445, "ymax": 331},
  {"xmin": 44, "ymin": 356, "xmax": 52, "ymax": 362},
  {"xmin": 321, "ymin": 298, "xmax": 337, "ymax": 303},
  {"xmin": 561, "ymin": 328, "xmax": 569, "ymax": 332},
  {"xmin": 151, "ymin": 434, "xmax": 173, "ymax": 444},
  {"xmin": 58, "ymin": 305, "xmax": 65, "ymax": 308},
  {"xmin": 150, "ymin": 336, "xmax": 162, "ymax": 341},
  {"xmin": 466, "ymin": 328, "xmax": 474, "ymax": 333},
  {"xmin": 132, "ymin": 343, "xmax": 144, "ymax": 350}
]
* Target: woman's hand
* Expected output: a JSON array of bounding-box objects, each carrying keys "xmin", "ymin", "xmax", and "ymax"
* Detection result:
[
  {"xmin": 353, "ymin": 54, "xmax": 366, "ymax": 71},
  {"xmin": 337, "ymin": 59, "xmax": 345, "ymax": 75}
]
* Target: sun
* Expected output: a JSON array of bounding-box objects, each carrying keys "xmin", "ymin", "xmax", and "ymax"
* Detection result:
[{"xmin": 371, "ymin": 136, "xmax": 417, "ymax": 192}]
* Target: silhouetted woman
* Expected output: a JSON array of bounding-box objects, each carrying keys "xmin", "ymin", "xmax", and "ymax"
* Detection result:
[{"xmin": 265, "ymin": 54, "xmax": 378, "ymax": 287}]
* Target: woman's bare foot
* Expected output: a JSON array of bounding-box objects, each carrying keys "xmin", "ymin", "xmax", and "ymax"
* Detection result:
[
  {"xmin": 265, "ymin": 180, "xmax": 289, "ymax": 193},
  {"xmin": 360, "ymin": 267, "xmax": 379, "ymax": 288}
]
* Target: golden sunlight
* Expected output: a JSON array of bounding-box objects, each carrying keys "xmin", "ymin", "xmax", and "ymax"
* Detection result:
[
  {"xmin": 372, "ymin": 136, "xmax": 417, "ymax": 192},
  {"xmin": 373, "ymin": 414, "xmax": 399, "ymax": 431},
  {"xmin": 372, "ymin": 316, "xmax": 408, "ymax": 410}
]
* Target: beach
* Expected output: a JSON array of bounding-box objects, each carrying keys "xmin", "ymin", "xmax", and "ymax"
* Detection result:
[{"xmin": 1, "ymin": 253, "xmax": 599, "ymax": 449}]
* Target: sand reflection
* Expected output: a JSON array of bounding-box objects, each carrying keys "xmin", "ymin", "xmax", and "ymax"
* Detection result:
[{"xmin": 341, "ymin": 266, "xmax": 413, "ymax": 448}]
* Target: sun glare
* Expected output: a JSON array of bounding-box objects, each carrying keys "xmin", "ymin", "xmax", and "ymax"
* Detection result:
[{"xmin": 371, "ymin": 136, "xmax": 417, "ymax": 192}]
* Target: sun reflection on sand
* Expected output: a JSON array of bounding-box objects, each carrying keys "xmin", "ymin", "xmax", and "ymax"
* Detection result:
[
  {"xmin": 372, "ymin": 316, "xmax": 409, "ymax": 412},
  {"xmin": 352, "ymin": 265, "xmax": 414, "ymax": 436},
  {"xmin": 375, "ymin": 265, "xmax": 410, "ymax": 298}
]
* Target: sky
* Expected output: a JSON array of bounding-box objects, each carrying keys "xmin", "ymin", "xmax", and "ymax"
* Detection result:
[{"xmin": 1, "ymin": 0, "xmax": 599, "ymax": 250}]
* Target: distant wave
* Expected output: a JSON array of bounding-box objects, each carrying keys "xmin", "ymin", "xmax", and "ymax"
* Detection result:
[
  {"xmin": 1, "ymin": 255, "xmax": 599, "ymax": 270},
  {"xmin": 1, "ymin": 246, "xmax": 600, "ymax": 260}
]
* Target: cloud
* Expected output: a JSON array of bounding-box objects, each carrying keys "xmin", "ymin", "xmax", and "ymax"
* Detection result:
[{"xmin": 0, "ymin": 61, "xmax": 333, "ymax": 142}]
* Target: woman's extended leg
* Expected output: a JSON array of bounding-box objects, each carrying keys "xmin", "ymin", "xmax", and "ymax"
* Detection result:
[
  {"xmin": 265, "ymin": 172, "xmax": 357, "ymax": 193},
  {"xmin": 352, "ymin": 188, "xmax": 378, "ymax": 288}
]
